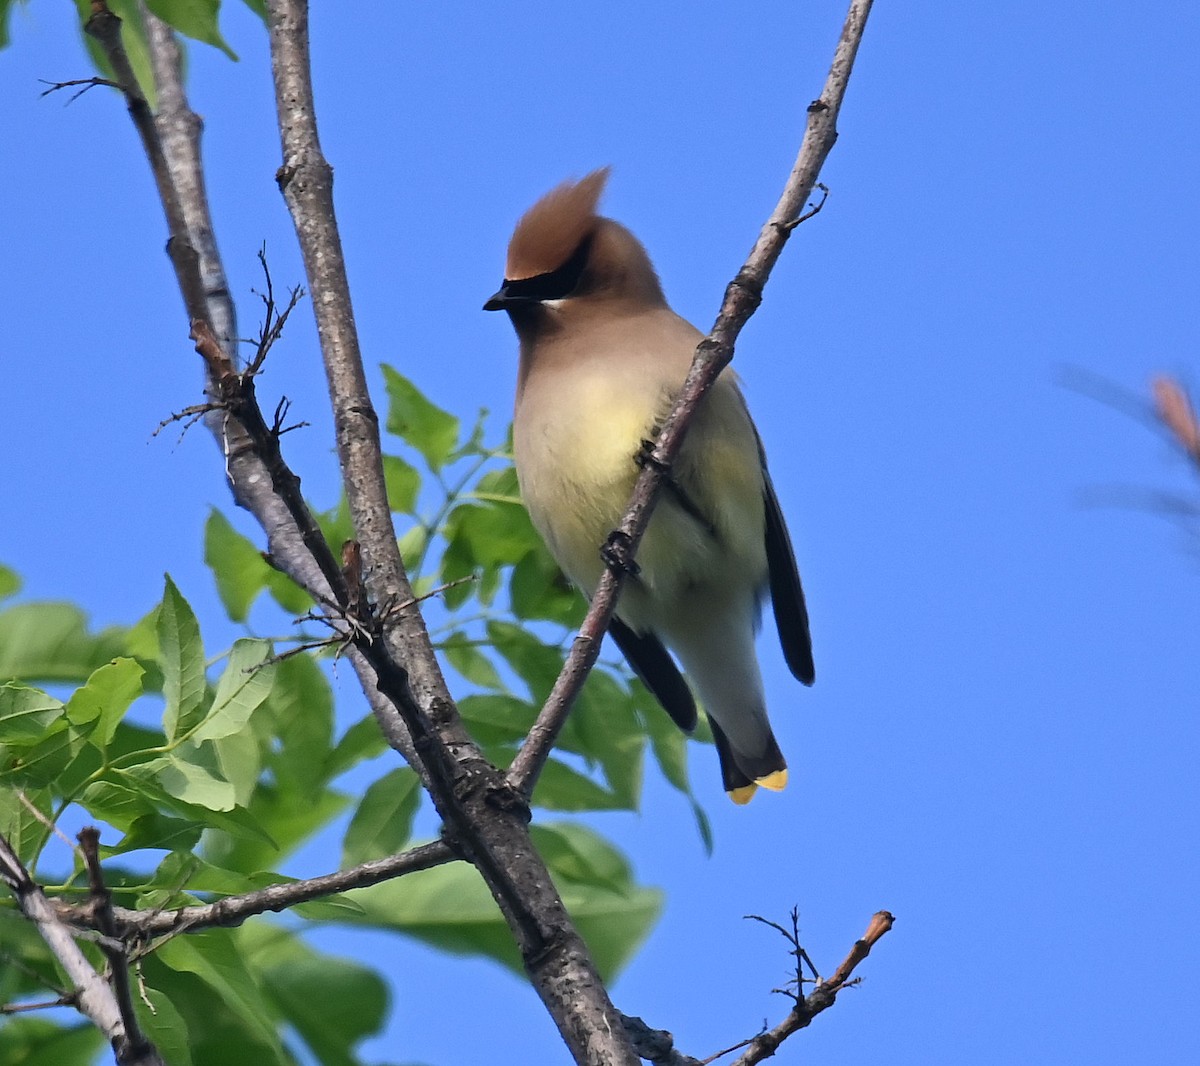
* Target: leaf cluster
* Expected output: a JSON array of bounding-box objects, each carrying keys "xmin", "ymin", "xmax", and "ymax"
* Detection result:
[{"xmin": 0, "ymin": 371, "xmax": 710, "ymax": 1065}]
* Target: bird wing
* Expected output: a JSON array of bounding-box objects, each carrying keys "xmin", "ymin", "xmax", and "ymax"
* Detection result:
[
  {"xmin": 760, "ymin": 452, "xmax": 815, "ymax": 686},
  {"xmin": 608, "ymin": 616, "xmax": 698, "ymax": 731}
]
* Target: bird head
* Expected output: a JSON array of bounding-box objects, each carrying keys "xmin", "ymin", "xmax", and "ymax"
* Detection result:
[{"xmin": 484, "ymin": 168, "xmax": 664, "ymax": 318}]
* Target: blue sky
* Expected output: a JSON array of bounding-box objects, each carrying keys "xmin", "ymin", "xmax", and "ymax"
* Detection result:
[{"xmin": 4, "ymin": 1, "xmax": 1200, "ymax": 1063}]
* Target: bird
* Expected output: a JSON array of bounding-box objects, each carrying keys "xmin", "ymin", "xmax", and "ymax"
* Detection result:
[{"xmin": 484, "ymin": 168, "xmax": 814, "ymax": 804}]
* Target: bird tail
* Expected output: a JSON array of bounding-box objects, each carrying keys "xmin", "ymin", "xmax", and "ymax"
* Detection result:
[{"xmin": 707, "ymin": 713, "xmax": 788, "ymax": 805}]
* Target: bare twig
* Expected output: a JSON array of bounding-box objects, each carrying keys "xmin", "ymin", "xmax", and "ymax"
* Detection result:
[
  {"xmin": 1, "ymin": 995, "xmax": 80, "ymax": 1014},
  {"xmin": 727, "ymin": 910, "xmax": 895, "ymax": 1066},
  {"xmin": 245, "ymin": 245, "xmax": 306, "ymax": 376},
  {"xmin": 39, "ymin": 76, "xmax": 119, "ymax": 103},
  {"xmin": 507, "ymin": 0, "xmax": 876, "ymax": 794},
  {"xmin": 0, "ymin": 831, "xmax": 165, "ymax": 1066},
  {"xmin": 745, "ymin": 907, "xmax": 820, "ymax": 1002}
]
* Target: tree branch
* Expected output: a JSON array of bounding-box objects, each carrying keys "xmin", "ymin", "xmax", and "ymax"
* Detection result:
[
  {"xmin": 263, "ymin": 3, "xmax": 641, "ymax": 1061},
  {"xmin": 60, "ymin": 840, "xmax": 456, "ymax": 938},
  {"xmin": 0, "ymin": 831, "xmax": 165, "ymax": 1066},
  {"xmin": 137, "ymin": 3, "xmax": 429, "ymax": 777},
  {"xmin": 506, "ymin": 0, "xmax": 876, "ymax": 795}
]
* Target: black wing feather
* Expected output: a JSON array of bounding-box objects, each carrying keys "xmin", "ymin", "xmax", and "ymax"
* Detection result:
[
  {"xmin": 608, "ymin": 617, "xmax": 698, "ymax": 732},
  {"xmin": 761, "ymin": 460, "xmax": 815, "ymax": 686}
]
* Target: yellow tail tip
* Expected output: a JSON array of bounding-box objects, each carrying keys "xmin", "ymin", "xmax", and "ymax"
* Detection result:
[
  {"xmin": 755, "ymin": 769, "xmax": 788, "ymax": 792},
  {"xmin": 728, "ymin": 784, "xmax": 758, "ymax": 805}
]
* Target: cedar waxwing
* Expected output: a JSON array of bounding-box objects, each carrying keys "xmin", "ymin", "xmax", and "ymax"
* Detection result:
[{"xmin": 484, "ymin": 169, "xmax": 814, "ymax": 804}]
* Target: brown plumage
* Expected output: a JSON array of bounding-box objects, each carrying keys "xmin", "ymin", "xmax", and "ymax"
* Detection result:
[
  {"xmin": 504, "ymin": 168, "xmax": 610, "ymax": 281},
  {"xmin": 485, "ymin": 169, "xmax": 814, "ymax": 803}
]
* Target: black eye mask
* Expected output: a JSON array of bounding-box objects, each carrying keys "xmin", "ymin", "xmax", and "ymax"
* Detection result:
[{"xmin": 484, "ymin": 231, "xmax": 595, "ymax": 309}]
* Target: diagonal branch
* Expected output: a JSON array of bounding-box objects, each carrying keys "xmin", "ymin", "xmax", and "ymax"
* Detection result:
[
  {"xmin": 0, "ymin": 831, "xmax": 165, "ymax": 1066},
  {"xmin": 60, "ymin": 840, "xmax": 456, "ymax": 938},
  {"xmin": 506, "ymin": 0, "xmax": 876, "ymax": 794}
]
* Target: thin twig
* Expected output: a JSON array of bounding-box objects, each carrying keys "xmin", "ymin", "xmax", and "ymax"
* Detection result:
[
  {"xmin": 16, "ymin": 788, "xmax": 82, "ymax": 863},
  {"xmin": 39, "ymin": 76, "xmax": 119, "ymax": 103},
  {"xmin": 727, "ymin": 910, "xmax": 894, "ymax": 1066},
  {"xmin": 506, "ymin": 0, "xmax": 876, "ymax": 795},
  {"xmin": 1, "ymin": 995, "xmax": 80, "ymax": 1014}
]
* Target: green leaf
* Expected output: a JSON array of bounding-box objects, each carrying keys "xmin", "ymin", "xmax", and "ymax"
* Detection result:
[
  {"xmin": 641, "ymin": 685, "xmax": 691, "ymax": 793},
  {"xmin": 444, "ymin": 500, "xmax": 541, "ymax": 570},
  {"xmin": 0, "ymin": 602, "xmax": 129, "ymax": 683},
  {"xmin": 561, "ymin": 670, "xmax": 645, "ymax": 808},
  {"xmin": 153, "ymin": 755, "xmax": 237, "ymax": 812},
  {"xmin": 396, "ymin": 522, "xmax": 429, "ymax": 575},
  {"xmin": 157, "ymin": 931, "xmax": 285, "ymax": 1052},
  {"xmin": 209, "ymin": 726, "xmax": 262, "ymax": 807},
  {"xmin": 77, "ymin": 779, "xmax": 155, "ymax": 832},
  {"xmin": 441, "ymin": 632, "xmax": 505, "ymax": 690},
  {"xmin": 191, "ymin": 640, "xmax": 274, "ymax": 742},
  {"xmin": 633, "ymin": 685, "xmax": 713, "ymax": 851},
  {"xmin": 139, "ymin": 954, "xmax": 287, "ymax": 1066},
  {"xmin": 201, "ymin": 781, "xmax": 344, "ymax": 871},
  {"xmin": 239, "ymin": 0, "xmax": 267, "ymax": 23},
  {"xmin": 158, "ymin": 576, "xmax": 207, "ymax": 743},
  {"xmin": 134, "ymin": 983, "xmax": 192, "ymax": 1066},
  {"xmin": 382, "ymin": 365, "xmax": 459, "ymax": 470},
  {"xmin": 73, "ymin": 0, "xmax": 158, "ymax": 109},
  {"xmin": 146, "ymin": 0, "xmax": 236, "ymax": 59},
  {"xmin": 0, "ymin": 684, "xmax": 64, "ymax": 744},
  {"xmin": 7, "ymin": 722, "xmax": 100, "ymax": 794},
  {"xmin": 65, "ymin": 657, "xmax": 144, "ymax": 746},
  {"xmin": 533, "ymin": 758, "xmax": 629, "ymax": 812},
  {"xmin": 113, "ymin": 766, "xmax": 272, "ymax": 843},
  {"xmin": 248, "ymin": 926, "xmax": 389, "ymax": 1066},
  {"xmin": 316, "ymin": 497, "xmax": 355, "ymax": 560},
  {"xmin": 0, "ymin": 785, "xmax": 53, "ymax": 866},
  {"xmin": 348, "ymin": 832, "xmax": 661, "ymax": 980},
  {"xmin": 108, "ymin": 811, "xmax": 204, "ymax": 856},
  {"xmin": 383, "ymin": 453, "xmax": 422, "ymax": 515},
  {"xmin": 473, "ymin": 464, "xmax": 522, "ymax": 503},
  {"xmin": 324, "ymin": 713, "xmax": 387, "ymax": 781},
  {"xmin": 0, "ymin": 1020, "xmax": 106, "ymax": 1066},
  {"xmin": 342, "ymin": 768, "xmax": 421, "ymax": 866},
  {"xmin": 510, "ymin": 545, "xmax": 586, "ymax": 626},
  {"xmin": 206, "ymin": 511, "xmax": 313, "ymax": 618},
  {"xmin": 266, "ymin": 654, "xmax": 334, "ymax": 794},
  {"xmin": 486, "ymin": 620, "xmax": 565, "ymax": 705},
  {"xmin": 456, "ymin": 693, "xmax": 536, "ymax": 747},
  {"xmin": 530, "ymin": 823, "xmax": 629, "ymax": 893},
  {"xmin": 0, "ymin": 563, "xmax": 19, "ymax": 600},
  {"xmin": 204, "ymin": 509, "xmax": 268, "ymax": 623}
]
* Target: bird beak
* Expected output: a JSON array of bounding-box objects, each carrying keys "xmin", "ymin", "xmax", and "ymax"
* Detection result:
[{"xmin": 483, "ymin": 282, "xmax": 536, "ymax": 312}]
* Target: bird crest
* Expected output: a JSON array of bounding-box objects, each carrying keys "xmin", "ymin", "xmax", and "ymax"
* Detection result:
[{"xmin": 505, "ymin": 167, "xmax": 611, "ymax": 281}]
